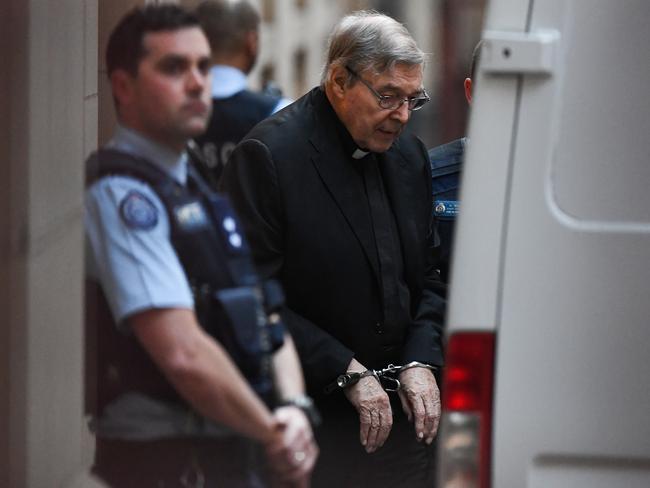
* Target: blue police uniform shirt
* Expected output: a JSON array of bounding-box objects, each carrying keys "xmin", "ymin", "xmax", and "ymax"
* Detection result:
[
  {"xmin": 210, "ymin": 64, "xmax": 292, "ymax": 112},
  {"xmin": 85, "ymin": 124, "xmax": 194, "ymax": 327}
]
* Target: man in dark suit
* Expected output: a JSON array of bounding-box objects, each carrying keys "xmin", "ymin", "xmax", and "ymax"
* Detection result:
[{"xmin": 220, "ymin": 11, "xmax": 445, "ymax": 487}]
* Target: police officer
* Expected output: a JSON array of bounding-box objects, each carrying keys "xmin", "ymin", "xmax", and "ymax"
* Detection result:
[
  {"xmin": 428, "ymin": 40, "xmax": 482, "ymax": 283},
  {"xmin": 193, "ymin": 0, "xmax": 292, "ymax": 186},
  {"xmin": 84, "ymin": 5, "xmax": 317, "ymax": 487}
]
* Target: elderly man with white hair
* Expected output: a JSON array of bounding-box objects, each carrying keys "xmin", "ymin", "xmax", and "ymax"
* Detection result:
[{"xmin": 221, "ymin": 11, "xmax": 445, "ymax": 487}]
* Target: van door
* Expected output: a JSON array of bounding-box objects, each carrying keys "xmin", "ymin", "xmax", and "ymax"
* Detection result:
[{"xmin": 441, "ymin": 1, "xmax": 650, "ymax": 487}]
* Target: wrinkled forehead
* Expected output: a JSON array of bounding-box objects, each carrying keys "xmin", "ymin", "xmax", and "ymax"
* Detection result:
[{"xmin": 372, "ymin": 63, "xmax": 424, "ymax": 92}]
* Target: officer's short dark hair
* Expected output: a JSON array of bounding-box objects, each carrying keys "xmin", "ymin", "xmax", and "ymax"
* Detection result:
[
  {"xmin": 106, "ymin": 4, "xmax": 200, "ymax": 77},
  {"xmin": 196, "ymin": 0, "xmax": 260, "ymax": 56}
]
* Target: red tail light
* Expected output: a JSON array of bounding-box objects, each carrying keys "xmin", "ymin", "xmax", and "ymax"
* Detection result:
[{"xmin": 438, "ymin": 332, "xmax": 496, "ymax": 488}]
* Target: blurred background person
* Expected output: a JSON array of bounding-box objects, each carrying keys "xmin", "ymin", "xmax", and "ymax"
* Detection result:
[
  {"xmin": 428, "ymin": 40, "xmax": 482, "ymax": 284},
  {"xmin": 193, "ymin": 0, "xmax": 292, "ymax": 186}
]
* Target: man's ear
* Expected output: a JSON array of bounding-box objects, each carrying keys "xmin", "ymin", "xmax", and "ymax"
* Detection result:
[
  {"xmin": 243, "ymin": 30, "xmax": 259, "ymax": 73},
  {"xmin": 110, "ymin": 69, "xmax": 135, "ymax": 107},
  {"xmin": 245, "ymin": 30, "xmax": 259, "ymax": 58},
  {"xmin": 329, "ymin": 64, "xmax": 348, "ymax": 98},
  {"xmin": 464, "ymin": 77, "xmax": 473, "ymax": 105}
]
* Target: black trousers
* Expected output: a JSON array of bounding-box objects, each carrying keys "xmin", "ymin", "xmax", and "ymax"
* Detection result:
[
  {"xmin": 93, "ymin": 436, "xmax": 265, "ymax": 488},
  {"xmin": 312, "ymin": 399, "xmax": 437, "ymax": 488}
]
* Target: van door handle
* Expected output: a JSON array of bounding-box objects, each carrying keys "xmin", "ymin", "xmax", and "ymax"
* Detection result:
[{"xmin": 480, "ymin": 29, "xmax": 560, "ymax": 76}]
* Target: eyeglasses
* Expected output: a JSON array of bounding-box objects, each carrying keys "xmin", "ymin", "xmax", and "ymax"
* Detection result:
[{"xmin": 346, "ymin": 66, "xmax": 430, "ymax": 111}]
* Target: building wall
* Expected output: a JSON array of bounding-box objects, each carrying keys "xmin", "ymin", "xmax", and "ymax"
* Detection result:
[
  {"xmin": 0, "ymin": 3, "xmax": 25, "ymax": 487},
  {"xmin": 0, "ymin": 0, "xmax": 105, "ymax": 486},
  {"xmin": 253, "ymin": 0, "xmax": 359, "ymax": 99}
]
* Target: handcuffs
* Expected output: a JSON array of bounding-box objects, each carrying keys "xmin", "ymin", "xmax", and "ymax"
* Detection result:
[{"xmin": 323, "ymin": 361, "xmax": 437, "ymax": 394}]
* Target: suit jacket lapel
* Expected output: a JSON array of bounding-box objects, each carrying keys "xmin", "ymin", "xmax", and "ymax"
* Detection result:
[{"xmin": 308, "ymin": 110, "xmax": 381, "ymax": 284}]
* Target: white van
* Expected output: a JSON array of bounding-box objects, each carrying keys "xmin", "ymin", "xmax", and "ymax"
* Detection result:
[{"xmin": 436, "ymin": 1, "xmax": 650, "ymax": 487}]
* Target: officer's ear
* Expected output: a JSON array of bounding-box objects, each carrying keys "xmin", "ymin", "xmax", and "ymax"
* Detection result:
[
  {"xmin": 244, "ymin": 30, "xmax": 259, "ymax": 72},
  {"xmin": 464, "ymin": 77, "xmax": 473, "ymax": 105},
  {"xmin": 245, "ymin": 30, "xmax": 259, "ymax": 58},
  {"xmin": 110, "ymin": 68, "xmax": 136, "ymax": 108}
]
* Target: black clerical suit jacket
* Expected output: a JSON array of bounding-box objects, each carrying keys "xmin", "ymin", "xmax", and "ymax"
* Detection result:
[{"xmin": 220, "ymin": 87, "xmax": 445, "ymax": 401}]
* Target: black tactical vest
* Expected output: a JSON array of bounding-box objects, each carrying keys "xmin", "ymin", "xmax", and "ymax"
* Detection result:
[
  {"xmin": 194, "ymin": 90, "xmax": 280, "ymax": 187},
  {"xmin": 428, "ymin": 138, "xmax": 465, "ymax": 284},
  {"xmin": 85, "ymin": 148, "xmax": 284, "ymax": 414}
]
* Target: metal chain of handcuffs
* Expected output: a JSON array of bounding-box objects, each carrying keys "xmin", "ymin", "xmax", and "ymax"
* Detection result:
[{"xmin": 324, "ymin": 361, "xmax": 437, "ymax": 395}]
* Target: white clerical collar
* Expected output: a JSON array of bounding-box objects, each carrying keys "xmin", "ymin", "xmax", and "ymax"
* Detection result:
[
  {"xmin": 352, "ymin": 148, "xmax": 370, "ymax": 159},
  {"xmin": 107, "ymin": 124, "xmax": 188, "ymax": 185}
]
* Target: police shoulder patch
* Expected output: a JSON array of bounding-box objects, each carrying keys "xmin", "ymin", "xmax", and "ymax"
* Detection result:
[{"xmin": 119, "ymin": 190, "xmax": 159, "ymax": 230}]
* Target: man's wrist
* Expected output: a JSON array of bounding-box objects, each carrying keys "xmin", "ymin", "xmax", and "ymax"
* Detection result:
[
  {"xmin": 398, "ymin": 361, "xmax": 437, "ymax": 375},
  {"xmin": 324, "ymin": 368, "xmax": 379, "ymax": 394},
  {"xmin": 278, "ymin": 394, "xmax": 321, "ymax": 427}
]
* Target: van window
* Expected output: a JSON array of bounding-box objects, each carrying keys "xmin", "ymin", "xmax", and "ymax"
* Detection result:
[{"xmin": 549, "ymin": 2, "xmax": 650, "ymax": 224}]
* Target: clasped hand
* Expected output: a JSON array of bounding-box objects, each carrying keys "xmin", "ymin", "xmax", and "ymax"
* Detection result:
[{"xmin": 264, "ymin": 406, "xmax": 318, "ymax": 486}]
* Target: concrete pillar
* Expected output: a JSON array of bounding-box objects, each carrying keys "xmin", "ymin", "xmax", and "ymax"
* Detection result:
[{"xmin": 0, "ymin": 0, "xmax": 103, "ymax": 486}]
